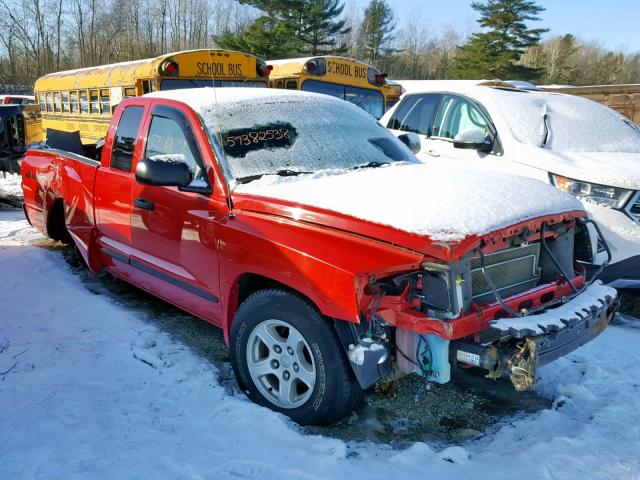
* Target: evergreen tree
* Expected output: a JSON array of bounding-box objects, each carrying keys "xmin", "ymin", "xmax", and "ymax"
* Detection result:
[
  {"xmin": 293, "ymin": 0, "xmax": 351, "ymax": 55},
  {"xmin": 216, "ymin": 0, "xmax": 350, "ymax": 58},
  {"xmin": 217, "ymin": 16, "xmax": 298, "ymax": 58},
  {"xmin": 357, "ymin": 0, "xmax": 396, "ymax": 64},
  {"xmin": 452, "ymin": 0, "xmax": 549, "ymax": 80}
]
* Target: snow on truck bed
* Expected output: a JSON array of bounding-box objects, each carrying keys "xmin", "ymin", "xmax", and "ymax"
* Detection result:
[
  {"xmin": 1, "ymin": 205, "xmax": 639, "ymax": 479},
  {"xmin": 236, "ymin": 163, "xmax": 584, "ymax": 242}
]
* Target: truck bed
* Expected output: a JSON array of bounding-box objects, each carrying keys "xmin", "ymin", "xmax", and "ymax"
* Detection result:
[{"xmin": 21, "ymin": 147, "xmax": 100, "ymax": 263}]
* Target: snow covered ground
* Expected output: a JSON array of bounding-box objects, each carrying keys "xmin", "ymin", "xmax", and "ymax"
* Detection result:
[
  {"xmin": 0, "ymin": 173, "xmax": 22, "ymax": 206},
  {"xmin": 1, "ymin": 202, "xmax": 640, "ymax": 479}
]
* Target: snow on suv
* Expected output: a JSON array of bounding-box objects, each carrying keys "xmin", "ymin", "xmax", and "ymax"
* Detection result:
[{"xmin": 381, "ymin": 80, "xmax": 640, "ymax": 289}]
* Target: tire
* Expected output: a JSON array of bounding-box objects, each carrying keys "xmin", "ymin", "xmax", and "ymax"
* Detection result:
[{"xmin": 230, "ymin": 288, "xmax": 363, "ymax": 426}]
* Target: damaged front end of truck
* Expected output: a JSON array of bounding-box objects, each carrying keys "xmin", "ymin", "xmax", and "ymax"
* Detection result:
[{"xmin": 339, "ymin": 213, "xmax": 618, "ymax": 392}]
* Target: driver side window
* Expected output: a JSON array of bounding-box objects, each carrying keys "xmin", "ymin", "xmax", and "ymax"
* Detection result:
[
  {"xmin": 145, "ymin": 113, "xmax": 209, "ymax": 189},
  {"xmin": 432, "ymin": 95, "xmax": 489, "ymax": 140}
]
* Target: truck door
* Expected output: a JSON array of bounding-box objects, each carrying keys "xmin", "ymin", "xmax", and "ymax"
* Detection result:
[
  {"xmin": 129, "ymin": 104, "xmax": 223, "ymax": 320},
  {"xmin": 94, "ymin": 104, "xmax": 145, "ymax": 259}
]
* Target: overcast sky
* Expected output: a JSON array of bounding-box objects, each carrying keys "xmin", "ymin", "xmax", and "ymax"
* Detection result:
[{"xmin": 351, "ymin": 0, "xmax": 639, "ymax": 53}]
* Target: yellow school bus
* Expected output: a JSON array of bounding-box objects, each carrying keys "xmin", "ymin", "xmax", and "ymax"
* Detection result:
[
  {"xmin": 268, "ymin": 56, "xmax": 387, "ymax": 119},
  {"xmin": 382, "ymin": 80, "xmax": 404, "ymax": 110},
  {"xmin": 34, "ymin": 49, "xmax": 272, "ymax": 144}
]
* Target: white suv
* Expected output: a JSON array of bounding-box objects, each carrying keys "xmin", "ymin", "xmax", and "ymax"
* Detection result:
[{"xmin": 382, "ymin": 80, "xmax": 640, "ymax": 288}]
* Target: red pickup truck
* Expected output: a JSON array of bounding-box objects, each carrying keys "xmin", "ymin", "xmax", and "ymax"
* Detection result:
[{"xmin": 21, "ymin": 88, "xmax": 618, "ymax": 425}]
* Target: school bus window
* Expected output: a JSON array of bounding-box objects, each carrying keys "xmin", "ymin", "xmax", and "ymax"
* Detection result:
[
  {"xmin": 46, "ymin": 92, "xmax": 53, "ymax": 112},
  {"xmin": 38, "ymin": 93, "xmax": 45, "ymax": 111},
  {"xmin": 61, "ymin": 92, "xmax": 70, "ymax": 113},
  {"xmin": 124, "ymin": 87, "xmax": 136, "ymax": 99},
  {"xmin": 100, "ymin": 89, "xmax": 110, "ymax": 115},
  {"xmin": 70, "ymin": 91, "xmax": 79, "ymax": 114},
  {"xmin": 142, "ymin": 81, "xmax": 151, "ymax": 94},
  {"xmin": 286, "ymin": 80, "xmax": 297, "ymax": 90},
  {"xmin": 276, "ymin": 80, "xmax": 284, "ymax": 89},
  {"xmin": 89, "ymin": 90, "xmax": 99, "ymax": 114},
  {"xmin": 79, "ymin": 91, "xmax": 88, "ymax": 114},
  {"xmin": 53, "ymin": 92, "xmax": 62, "ymax": 113}
]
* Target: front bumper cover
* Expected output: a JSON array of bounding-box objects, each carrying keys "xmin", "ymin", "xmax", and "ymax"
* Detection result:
[{"xmin": 490, "ymin": 281, "xmax": 617, "ymax": 369}]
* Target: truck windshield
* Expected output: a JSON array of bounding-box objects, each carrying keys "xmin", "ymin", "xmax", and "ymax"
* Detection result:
[
  {"xmin": 199, "ymin": 94, "xmax": 417, "ymax": 184},
  {"xmin": 489, "ymin": 89, "xmax": 640, "ymax": 153}
]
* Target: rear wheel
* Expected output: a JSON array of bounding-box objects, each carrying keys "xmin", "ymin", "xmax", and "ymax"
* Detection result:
[{"xmin": 230, "ymin": 289, "xmax": 362, "ymax": 425}]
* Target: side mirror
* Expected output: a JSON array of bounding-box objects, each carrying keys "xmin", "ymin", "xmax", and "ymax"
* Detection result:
[
  {"xmin": 453, "ymin": 130, "xmax": 493, "ymax": 152},
  {"xmin": 397, "ymin": 132, "xmax": 421, "ymax": 154},
  {"xmin": 135, "ymin": 156, "xmax": 192, "ymax": 187}
]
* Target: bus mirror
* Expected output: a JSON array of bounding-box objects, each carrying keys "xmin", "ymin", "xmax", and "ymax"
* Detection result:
[
  {"xmin": 398, "ymin": 132, "xmax": 421, "ymax": 154},
  {"xmin": 135, "ymin": 156, "xmax": 192, "ymax": 187}
]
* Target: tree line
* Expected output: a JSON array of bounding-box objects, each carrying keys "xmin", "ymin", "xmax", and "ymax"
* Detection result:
[{"xmin": 0, "ymin": 0, "xmax": 638, "ymax": 88}]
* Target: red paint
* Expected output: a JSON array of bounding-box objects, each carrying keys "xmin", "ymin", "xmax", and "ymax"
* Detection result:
[{"xmin": 20, "ymin": 96, "xmax": 586, "ymax": 346}]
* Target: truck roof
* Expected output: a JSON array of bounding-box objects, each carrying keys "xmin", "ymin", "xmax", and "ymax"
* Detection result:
[{"xmin": 143, "ymin": 87, "xmax": 334, "ymax": 112}]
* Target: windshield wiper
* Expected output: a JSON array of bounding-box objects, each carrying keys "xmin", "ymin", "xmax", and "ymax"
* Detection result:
[
  {"xmin": 348, "ymin": 161, "xmax": 390, "ymax": 170},
  {"xmin": 236, "ymin": 169, "xmax": 314, "ymax": 184},
  {"xmin": 540, "ymin": 112, "xmax": 550, "ymax": 149}
]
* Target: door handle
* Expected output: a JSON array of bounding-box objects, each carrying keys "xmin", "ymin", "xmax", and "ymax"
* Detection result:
[
  {"xmin": 426, "ymin": 149, "xmax": 440, "ymax": 157},
  {"xmin": 25, "ymin": 171, "xmax": 32, "ymax": 178},
  {"xmin": 134, "ymin": 197, "xmax": 155, "ymax": 211}
]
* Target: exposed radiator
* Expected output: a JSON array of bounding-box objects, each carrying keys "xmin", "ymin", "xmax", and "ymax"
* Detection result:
[{"xmin": 471, "ymin": 243, "xmax": 541, "ymax": 305}]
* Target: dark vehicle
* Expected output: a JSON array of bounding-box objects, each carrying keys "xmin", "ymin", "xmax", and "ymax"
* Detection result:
[{"xmin": 0, "ymin": 104, "xmax": 42, "ymax": 174}]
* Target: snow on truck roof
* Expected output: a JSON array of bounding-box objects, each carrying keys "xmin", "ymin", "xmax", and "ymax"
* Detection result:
[{"xmin": 143, "ymin": 87, "xmax": 344, "ymax": 111}]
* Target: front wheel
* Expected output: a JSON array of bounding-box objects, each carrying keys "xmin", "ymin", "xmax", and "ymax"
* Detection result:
[{"xmin": 229, "ymin": 289, "xmax": 362, "ymax": 426}]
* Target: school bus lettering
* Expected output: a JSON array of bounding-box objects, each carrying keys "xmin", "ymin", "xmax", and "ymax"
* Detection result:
[
  {"xmin": 328, "ymin": 61, "xmax": 350, "ymax": 77},
  {"xmin": 228, "ymin": 63, "xmax": 243, "ymax": 76},
  {"xmin": 196, "ymin": 62, "xmax": 243, "ymax": 77},
  {"xmin": 326, "ymin": 61, "xmax": 367, "ymax": 79}
]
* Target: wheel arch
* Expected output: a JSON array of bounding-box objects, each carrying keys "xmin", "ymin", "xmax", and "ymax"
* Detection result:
[
  {"xmin": 224, "ymin": 272, "xmax": 325, "ymax": 343},
  {"xmin": 46, "ymin": 197, "xmax": 71, "ymax": 243}
]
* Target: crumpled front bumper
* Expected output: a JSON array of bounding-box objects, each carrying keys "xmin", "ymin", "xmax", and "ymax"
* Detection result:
[{"xmin": 490, "ymin": 281, "xmax": 617, "ymax": 368}]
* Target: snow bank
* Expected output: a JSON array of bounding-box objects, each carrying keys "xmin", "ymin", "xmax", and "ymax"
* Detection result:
[
  {"xmin": 0, "ymin": 173, "xmax": 22, "ymax": 198},
  {"xmin": 236, "ymin": 163, "xmax": 583, "ymax": 242}
]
